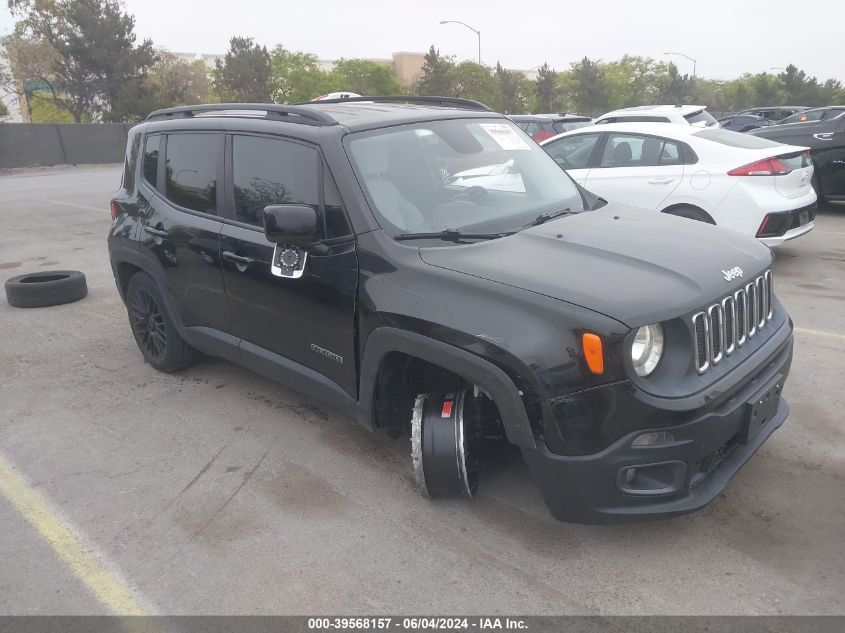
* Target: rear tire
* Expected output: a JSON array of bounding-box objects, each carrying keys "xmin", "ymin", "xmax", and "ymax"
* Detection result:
[
  {"xmin": 663, "ymin": 205, "xmax": 716, "ymax": 224},
  {"xmin": 411, "ymin": 391, "xmax": 477, "ymax": 498},
  {"xmin": 126, "ymin": 272, "xmax": 193, "ymax": 373}
]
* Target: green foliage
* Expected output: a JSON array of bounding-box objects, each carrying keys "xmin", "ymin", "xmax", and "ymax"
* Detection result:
[
  {"xmin": 9, "ymin": 0, "xmax": 154, "ymax": 122},
  {"xmin": 447, "ymin": 61, "xmax": 499, "ymax": 107},
  {"xmin": 567, "ymin": 57, "xmax": 612, "ymax": 114},
  {"xmin": 270, "ymin": 46, "xmax": 336, "ymax": 103},
  {"xmin": 416, "ymin": 46, "xmax": 454, "ymax": 96},
  {"xmin": 331, "ymin": 59, "xmax": 401, "ymax": 96},
  {"xmin": 213, "ymin": 36, "xmax": 272, "ymax": 102},
  {"xmin": 110, "ymin": 51, "xmax": 213, "ymax": 120},
  {"xmin": 496, "ymin": 62, "xmax": 535, "ymax": 113},
  {"xmin": 28, "ymin": 91, "xmax": 76, "ymax": 122},
  {"xmin": 534, "ymin": 63, "xmax": 559, "ymax": 113},
  {"xmin": 0, "ymin": 100, "xmax": 9, "ymax": 118}
]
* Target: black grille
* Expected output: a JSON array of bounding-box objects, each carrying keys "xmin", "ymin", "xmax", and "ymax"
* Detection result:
[
  {"xmin": 694, "ymin": 314, "xmax": 708, "ymax": 369},
  {"xmin": 724, "ymin": 297, "xmax": 735, "ymax": 351},
  {"xmin": 691, "ymin": 270, "xmax": 773, "ymax": 373}
]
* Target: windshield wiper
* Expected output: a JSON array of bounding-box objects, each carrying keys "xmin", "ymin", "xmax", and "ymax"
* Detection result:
[
  {"xmin": 395, "ymin": 229, "xmax": 514, "ymax": 242},
  {"xmin": 520, "ymin": 208, "xmax": 572, "ymax": 229}
]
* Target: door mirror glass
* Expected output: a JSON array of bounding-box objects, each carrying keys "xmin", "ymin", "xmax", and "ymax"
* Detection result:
[{"xmin": 263, "ymin": 205, "xmax": 320, "ymax": 247}]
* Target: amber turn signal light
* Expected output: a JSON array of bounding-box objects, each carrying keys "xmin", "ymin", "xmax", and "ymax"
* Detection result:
[{"xmin": 582, "ymin": 333, "xmax": 604, "ymax": 374}]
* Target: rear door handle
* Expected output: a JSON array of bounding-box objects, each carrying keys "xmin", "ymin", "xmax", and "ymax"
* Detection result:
[
  {"xmin": 648, "ymin": 177, "xmax": 674, "ymax": 184},
  {"xmin": 144, "ymin": 226, "xmax": 169, "ymax": 238},
  {"xmin": 222, "ymin": 251, "xmax": 255, "ymax": 269},
  {"xmin": 813, "ymin": 133, "xmax": 833, "ymax": 141}
]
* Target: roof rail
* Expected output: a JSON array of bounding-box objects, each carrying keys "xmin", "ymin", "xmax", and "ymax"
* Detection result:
[
  {"xmin": 145, "ymin": 103, "xmax": 338, "ymax": 125},
  {"xmin": 303, "ymin": 95, "xmax": 495, "ymax": 112}
]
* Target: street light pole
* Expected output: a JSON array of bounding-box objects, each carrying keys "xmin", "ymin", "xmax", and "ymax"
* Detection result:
[
  {"xmin": 663, "ymin": 51, "xmax": 696, "ymax": 78},
  {"xmin": 440, "ymin": 20, "xmax": 481, "ymax": 65}
]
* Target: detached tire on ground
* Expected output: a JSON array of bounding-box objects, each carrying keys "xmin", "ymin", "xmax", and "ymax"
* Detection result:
[{"xmin": 4, "ymin": 270, "xmax": 88, "ymax": 308}]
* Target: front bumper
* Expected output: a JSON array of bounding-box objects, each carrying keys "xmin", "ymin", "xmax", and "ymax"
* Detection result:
[{"xmin": 522, "ymin": 331, "xmax": 793, "ymax": 524}]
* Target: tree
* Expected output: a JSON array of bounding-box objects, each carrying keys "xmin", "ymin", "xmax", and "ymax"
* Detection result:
[
  {"xmin": 448, "ymin": 61, "xmax": 500, "ymax": 108},
  {"xmin": 331, "ymin": 59, "xmax": 401, "ymax": 95},
  {"xmin": 566, "ymin": 57, "xmax": 611, "ymax": 114},
  {"xmin": 653, "ymin": 62, "xmax": 694, "ymax": 105},
  {"xmin": 270, "ymin": 46, "xmax": 336, "ymax": 103},
  {"xmin": 9, "ymin": 0, "xmax": 154, "ymax": 122},
  {"xmin": 416, "ymin": 46, "xmax": 454, "ymax": 96},
  {"xmin": 534, "ymin": 63, "xmax": 558, "ymax": 113},
  {"xmin": 110, "ymin": 50, "xmax": 212, "ymax": 120},
  {"xmin": 213, "ymin": 36, "xmax": 272, "ymax": 102},
  {"xmin": 496, "ymin": 62, "xmax": 533, "ymax": 113},
  {"xmin": 0, "ymin": 34, "xmax": 60, "ymax": 122}
]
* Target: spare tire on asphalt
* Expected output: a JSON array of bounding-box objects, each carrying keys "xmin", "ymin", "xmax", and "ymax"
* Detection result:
[{"xmin": 4, "ymin": 270, "xmax": 88, "ymax": 308}]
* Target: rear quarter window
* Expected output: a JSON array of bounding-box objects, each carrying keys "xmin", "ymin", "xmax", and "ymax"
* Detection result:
[{"xmin": 122, "ymin": 128, "xmax": 142, "ymax": 193}]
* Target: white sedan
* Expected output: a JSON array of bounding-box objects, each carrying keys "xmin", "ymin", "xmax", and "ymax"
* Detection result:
[{"xmin": 540, "ymin": 122, "xmax": 817, "ymax": 246}]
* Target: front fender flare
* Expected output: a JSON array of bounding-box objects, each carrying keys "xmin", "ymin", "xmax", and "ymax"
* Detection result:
[{"xmin": 357, "ymin": 327, "xmax": 537, "ymax": 449}]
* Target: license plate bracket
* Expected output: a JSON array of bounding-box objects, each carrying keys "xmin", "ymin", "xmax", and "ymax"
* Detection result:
[{"xmin": 740, "ymin": 376, "xmax": 783, "ymax": 444}]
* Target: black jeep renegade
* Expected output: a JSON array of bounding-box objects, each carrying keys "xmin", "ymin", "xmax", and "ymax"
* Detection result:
[{"xmin": 108, "ymin": 97, "xmax": 793, "ymax": 523}]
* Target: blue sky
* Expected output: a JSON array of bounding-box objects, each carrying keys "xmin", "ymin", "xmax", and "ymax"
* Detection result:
[{"xmin": 2, "ymin": 0, "xmax": 843, "ymax": 83}]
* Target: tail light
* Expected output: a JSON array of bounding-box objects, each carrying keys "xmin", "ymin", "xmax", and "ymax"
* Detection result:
[
  {"xmin": 110, "ymin": 200, "xmax": 120, "ymax": 220},
  {"xmin": 728, "ymin": 157, "xmax": 792, "ymax": 176}
]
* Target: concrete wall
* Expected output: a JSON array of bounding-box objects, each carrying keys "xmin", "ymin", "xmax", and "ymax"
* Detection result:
[{"xmin": 0, "ymin": 123, "xmax": 132, "ymax": 169}]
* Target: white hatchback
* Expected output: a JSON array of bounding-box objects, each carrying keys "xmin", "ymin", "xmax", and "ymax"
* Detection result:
[{"xmin": 540, "ymin": 123, "xmax": 817, "ymax": 246}]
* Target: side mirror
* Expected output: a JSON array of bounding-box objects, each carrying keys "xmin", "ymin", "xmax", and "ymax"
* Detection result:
[{"xmin": 263, "ymin": 205, "xmax": 321, "ymax": 247}]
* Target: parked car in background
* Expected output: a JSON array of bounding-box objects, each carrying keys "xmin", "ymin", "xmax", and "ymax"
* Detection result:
[
  {"xmin": 718, "ymin": 114, "xmax": 772, "ymax": 133},
  {"xmin": 736, "ymin": 106, "xmax": 810, "ymax": 123},
  {"xmin": 541, "ymin": 122, "xmax": 816, "ymax": 246},
  {"xmin": 595, "ymin": 105, "xmax": 718, "ymax": 127},
  {"xmin": 750, "ymin": 106, "xmax": 845, "ymax": 201},
  {"xmin": 509, "ymin": 113, "xmax": 593, "ymax": 142}
]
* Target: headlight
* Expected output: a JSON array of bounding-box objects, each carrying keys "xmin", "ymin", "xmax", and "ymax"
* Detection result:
[{"xmin": 631, "ymin": 323, "xmax": 664, "ymax": 377}]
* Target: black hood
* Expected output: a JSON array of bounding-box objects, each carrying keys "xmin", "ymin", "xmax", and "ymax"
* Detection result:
[{"xmin": 419, "ymin": 204, "xmax": 773, "ymax": 327}]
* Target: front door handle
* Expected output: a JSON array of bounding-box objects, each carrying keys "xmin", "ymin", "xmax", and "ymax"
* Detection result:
[
  {"xmin": 144, "ymin": 226, "xmax": 169, "ymax": 238},
  {"xmin": 648, "ymin": 177, "xmax": 674, "ymax": 184},
  {"xmin": 222, "ymin": 251, "xmax": 255, "ymax": 269},
  {"xmin": 813, "ymin": 133, "xmax": 833, "ymax": 141}
]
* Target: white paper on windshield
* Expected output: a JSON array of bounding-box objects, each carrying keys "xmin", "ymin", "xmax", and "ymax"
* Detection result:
[{"xmin": 479, "ymin": 124, "xmax": 532, "ymax": 151}]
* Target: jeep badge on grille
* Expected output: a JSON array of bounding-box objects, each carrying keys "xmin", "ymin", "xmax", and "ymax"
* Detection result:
[{"xmin": 722, "ymin": 266, "xmax": 743, "ymax": 282}]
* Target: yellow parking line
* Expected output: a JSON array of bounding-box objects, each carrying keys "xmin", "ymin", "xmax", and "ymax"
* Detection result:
[
  {"xmin": 794, "ymin": 326, "xmax": 845, "ymax": 341},
  {"xmin": 0, "ymin": 455, "xmax": 147, "ymax": 615}
]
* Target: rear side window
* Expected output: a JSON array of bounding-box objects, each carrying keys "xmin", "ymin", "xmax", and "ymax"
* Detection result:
[
  {"xmin": 122, "ymin": 128, "xmax": 141, "ymax": 193},
  {"xmin": 544, "ymin": 133, "xmax": 600, "ymax": 169},
  {"xmin": 142, "ymin": 135, "xmax": 160, "ymax": 188},
  {"xmin": 165, "ymin": 133, "xmax": 219, "ymax": 214},
  {"xmin": 232, "ymin": 135, "xmax": 319, "ymax": 227},
  {"xmin": 599, "ymin": 134, "xmax": 682, "ymax": 167}
]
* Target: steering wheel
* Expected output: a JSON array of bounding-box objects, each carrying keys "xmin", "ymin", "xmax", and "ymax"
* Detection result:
[{"xmin": 449, "ymin": 185, "xmax": 488, "ymax": 203}]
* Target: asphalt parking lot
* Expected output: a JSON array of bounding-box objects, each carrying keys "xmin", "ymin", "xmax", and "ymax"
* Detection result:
[{"xmin": 0, "ymin": 164, "xmax": 843, "ymax": 615}]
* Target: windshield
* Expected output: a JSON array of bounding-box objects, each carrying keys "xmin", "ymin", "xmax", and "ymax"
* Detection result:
[{"xmin": 346, "ymin": 118, "xmax": 585, "ymax": 236}]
